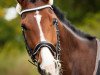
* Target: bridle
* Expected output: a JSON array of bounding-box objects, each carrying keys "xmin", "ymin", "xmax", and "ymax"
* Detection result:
[
  {"xmin": 20, "ymin": 4, "xmax": 61, "ymax": 67},
  {"xmin": 20, "ymin": 5, "xmax": 52, "ymax": 15}
]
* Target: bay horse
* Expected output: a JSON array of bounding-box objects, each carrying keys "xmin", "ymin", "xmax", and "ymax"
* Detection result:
[{"xmin": 16, "ymin": 0, "xmax": 100, "ymax": 75}]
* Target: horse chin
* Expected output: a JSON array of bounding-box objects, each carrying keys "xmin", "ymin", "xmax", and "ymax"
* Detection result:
[{"xmin": 38, "ymin": 47, "xmax": 60, "ymax": 75}]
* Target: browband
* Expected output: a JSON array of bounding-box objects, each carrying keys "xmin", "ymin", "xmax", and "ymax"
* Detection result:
[{"xmin": 20, "ymin": 5, "xmax": 52, "ymax": 15}]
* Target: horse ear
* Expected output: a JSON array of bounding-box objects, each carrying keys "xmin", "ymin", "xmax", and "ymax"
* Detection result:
[
  {"xmin": 43, "ymin": 0, "xmax": 53, "ymax": 5},
  {"xmin": 16, "ymin": 0, "xmax": 28, "ymax": 14},
  {"xmin": 17, "ymin": 0, "xmax": 28, "ymax": 6}
]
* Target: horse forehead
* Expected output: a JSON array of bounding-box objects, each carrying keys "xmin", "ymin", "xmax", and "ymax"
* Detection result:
[{"xmin": 27, "ymin": 1, "xmax": 45, "ymax": 9}]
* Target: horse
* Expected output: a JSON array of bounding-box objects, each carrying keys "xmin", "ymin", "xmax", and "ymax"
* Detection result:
[{"xmin": 16, "ymin": 0, "xmax": 100, "ymax": 75}]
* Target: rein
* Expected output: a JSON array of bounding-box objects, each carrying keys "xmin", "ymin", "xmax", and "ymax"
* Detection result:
[{"xmin": 21, "ymin": 5, "xmax": 61, "ymax": 66}]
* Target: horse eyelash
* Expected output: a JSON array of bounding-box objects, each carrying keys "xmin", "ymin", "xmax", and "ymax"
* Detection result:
[{"xmin": 21, "ymin": 24, "xmax": 28, "ymax": 30}]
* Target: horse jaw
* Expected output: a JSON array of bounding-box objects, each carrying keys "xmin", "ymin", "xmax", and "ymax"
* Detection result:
[{"xmin": 40, "ymin": 47, "xmax": 60, "ymax": 75}]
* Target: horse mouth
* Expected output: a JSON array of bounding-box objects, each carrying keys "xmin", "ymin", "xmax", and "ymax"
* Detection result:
[
  {"xmin": 39, "ymin": 69, "xmax": 52, "ymax": 75},
  {"xmin": 38, "ymin": 61, "xmax": 61, "ymax": 75},
  {"xmin": 37, "ymin": 63, "xmax": 51, "ymax": 75}
]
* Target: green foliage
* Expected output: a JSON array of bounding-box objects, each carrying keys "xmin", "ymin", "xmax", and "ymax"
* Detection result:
[
  {"xmin": 0, "ymin": 17, "xmax": 24, "ymax": 49},
  {"xmin": 55, "ymin": 0, "xmax": 100, "ymax": 22},
  {"xmin": 76, "ymin": 12, "xmax": 100, "ymax": 39},
  {"xmin": 0, "ymin": 0, "xmax": 16, "ymax": 8},
  {"xmin": 0, "ymin": 44, "xmax": 39, "ymax": 75}
]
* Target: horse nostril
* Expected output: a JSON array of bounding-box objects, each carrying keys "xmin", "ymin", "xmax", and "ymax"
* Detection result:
[
  {"xmin": 47, "ymin": 72, "xmax": 51, "ymax": 75},
  {"xmin": 44, "ymin": 70, "xmax": 51, "ymax": 75},
  {"xmin": 38, "ymin": 66, "xmax": 52, "ymax": 75}
]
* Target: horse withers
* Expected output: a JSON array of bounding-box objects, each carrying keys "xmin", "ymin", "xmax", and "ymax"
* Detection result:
[{"xmin": 16, "ymin": 0, "xmax": 100, "ymax": 75}]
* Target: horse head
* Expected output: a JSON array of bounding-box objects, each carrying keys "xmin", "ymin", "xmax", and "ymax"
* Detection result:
[{"xmin": 16, "ymin": 0, "xmax": 61, "ymax": 75}]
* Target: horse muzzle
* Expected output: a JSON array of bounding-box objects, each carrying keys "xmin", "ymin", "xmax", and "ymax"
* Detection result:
[
  {"xmin": 32, "ymin": 41, "xmax": 59, "ymax": 75},
  {"xmin": 30, "ymin": 41, "xmax": 57, "ymax": 63},
  {"xmin": 33, "ymin": 41, "xmax": 56, "ymax": 55}
]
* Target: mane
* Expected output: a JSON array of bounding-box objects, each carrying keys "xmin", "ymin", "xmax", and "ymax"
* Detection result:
[{"xmin": 52, "ymin": 5, "xmax": 95, "ymax": 40}]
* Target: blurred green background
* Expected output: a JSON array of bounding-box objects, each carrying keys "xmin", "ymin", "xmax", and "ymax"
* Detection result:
[{"xmin": 0, "ymin": 0, "xmax": 100, "ymax": 75}]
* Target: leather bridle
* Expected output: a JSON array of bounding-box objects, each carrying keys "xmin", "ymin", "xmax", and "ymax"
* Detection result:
[{"xmin": 21, "ymin": 5, "xmax": 61, "ymax": 66}]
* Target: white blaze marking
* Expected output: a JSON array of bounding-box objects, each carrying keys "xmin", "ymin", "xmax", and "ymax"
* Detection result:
[
  {"xmin": 34, "ymin": 11, "xmax": 60, "ymax": 75},
  {"xmin": 34, "ymin": 11, "xmax": 46, "ymax": 41},
  {"xmin": 40, "ymin": 47, "xmax": 56, "ymax": 74}
]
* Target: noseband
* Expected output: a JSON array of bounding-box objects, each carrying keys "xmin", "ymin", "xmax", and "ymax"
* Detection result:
[{"xmin": 21, "ymin": 5, "xmax": 61, "ymax": 66}]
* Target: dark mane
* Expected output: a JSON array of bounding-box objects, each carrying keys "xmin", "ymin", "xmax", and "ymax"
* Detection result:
[{"xmin": 52, "ymin": 5, "xmax": 95, "ymax": 40}]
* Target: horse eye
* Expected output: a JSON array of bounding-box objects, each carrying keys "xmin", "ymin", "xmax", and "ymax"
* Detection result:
[{"xmin": 21, "ymin": 24, "xmax": 27, "ymax": 30}]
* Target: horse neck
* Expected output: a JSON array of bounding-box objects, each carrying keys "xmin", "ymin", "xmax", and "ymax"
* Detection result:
[
  {"xmin": 59, "ymin": 22, "xmax": 80, "ymax": 52},
  {"xmin": 59, "ymin": 22, "xmax": 97, "ymax": 52},
  {"xmin": 58, "ymin": 21, "xmax": 97, "ymax": 75},
  {"xmin": 58, "ymin": 22, "xmax": 80, "ymax": 74}
]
